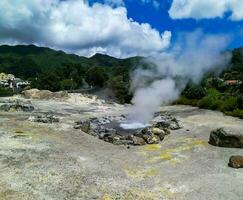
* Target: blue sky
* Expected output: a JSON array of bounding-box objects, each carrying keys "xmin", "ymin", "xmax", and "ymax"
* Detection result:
[
  {"xmin": 94, "ymin": 0, "xmax": 243, "ymax": 49},
  {"xmin": 0, "ymin": 0, "xmax": 242, "ymax": 57}
]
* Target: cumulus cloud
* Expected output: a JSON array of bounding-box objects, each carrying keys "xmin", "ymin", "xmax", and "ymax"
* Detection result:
[
  {"xmin": 169, "ymin": 0, "xmax": 243, "ymax": 21},
  {"xmin": 0, "ymin": 0, "xmax": 171, "ymax": 58}
]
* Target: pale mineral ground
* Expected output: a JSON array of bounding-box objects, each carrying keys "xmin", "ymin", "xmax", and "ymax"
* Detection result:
[{"xmin": 0, "ymin": 93, "xmax": 243, "ymax": 200}]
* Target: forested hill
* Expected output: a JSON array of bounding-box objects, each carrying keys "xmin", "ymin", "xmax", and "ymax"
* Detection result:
[
  {"xmin": 0, "ymin": 44, "xmax": 144, "ymax": 103},
  {"xmin": 1, "ymin": 44, "xmax": 242, "ymax": 81},
  {"xmin": 0, "ymin": 45, "xmax": 243, "ymax": 105},
  {"xmin": 0, "ymin": 44, "xmax": 142, "ymax": 79}
]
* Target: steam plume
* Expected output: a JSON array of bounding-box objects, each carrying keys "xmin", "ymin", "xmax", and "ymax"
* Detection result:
[{"xmin": 125, "ymin": 30, "xmax": 232, "ymax": 126}]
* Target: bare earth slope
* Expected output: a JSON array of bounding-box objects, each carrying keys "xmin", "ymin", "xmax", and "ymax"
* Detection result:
[{"xmin": 0, "ymin": 94, "xmax": 243, "ymax": 200}]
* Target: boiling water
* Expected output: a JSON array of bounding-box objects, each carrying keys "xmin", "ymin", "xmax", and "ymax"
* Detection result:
[{"xmin": 120, "ymin": 122, "xmax": 149, "ymax": 130}]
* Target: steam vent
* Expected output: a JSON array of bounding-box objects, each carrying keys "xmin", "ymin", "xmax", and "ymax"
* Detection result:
[{"xmin": 74, "ymin": 112, "xmax": 183, "ymax": 145}]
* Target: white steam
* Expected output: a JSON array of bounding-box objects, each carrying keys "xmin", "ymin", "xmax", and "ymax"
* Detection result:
[
  {"xmin": 124, "ymin": 30, "xmax": 232, "ymax": 126},
  {"xmin": 129, "ymin": 78, "xmax": 180, "ymax": 124},
  {"xmin": 120, "ymin": 122, "xmax": 149, "ymax": 129}
]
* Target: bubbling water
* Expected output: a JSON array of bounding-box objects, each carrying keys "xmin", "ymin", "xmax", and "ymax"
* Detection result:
[{"xmin": 120, "ymin": 122, "xmax": 149, "ymax": 130}]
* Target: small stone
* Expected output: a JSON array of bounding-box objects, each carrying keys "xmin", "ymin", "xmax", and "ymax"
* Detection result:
[
  {"xmin": 143, "ymin": 134, "xmax": 160, "ymax": 144},
  {"xmin": 151, "ymin": 128, "xmax": 165, "ymax": 135},
  {"xmin": 148, "ymin": 135, "xmax": 160, "ymax": 144},
  {"xmin": 228, "ymin": 156, "xmax": 243, "ymax": 169},
  {"xmin": 74, "ymin": 125, "xmax": 82, "ymax": 129},
  {"xmin": 131, "ymin": 136, "xmax": 146, "ymax": 145},
  {"xmin": 76, "ymin": 121, "xmax": 90, "ymax": 133},
  {"xmin": 151, "ymin": 128, "xmax": 166, "ymax": 140}
]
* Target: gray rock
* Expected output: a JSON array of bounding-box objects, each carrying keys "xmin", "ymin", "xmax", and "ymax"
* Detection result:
[
  {"xmin": 144, "ymin": 134, "xmax": 160, "ymax": 144},
  {"xmin": 209, "ymin": 128, "xmax": 243, "ymax": 148},
  {"xmin": 75, "ymin": 120, "xmax": 91, "ymax": 133},
  {"xmin": 74, "ymin": 113, "xmax": 181, "ymax": 146},
  {"xmin": 228, "ymin": 155, "xmax": 243, "ymax": 168},
  {"xmin": 131, "ymin": 136, "xmax": 146, "ymax": 146},
  {"xmin": 29, "ymin": 114, "xmax": 59, "ymax": 123},
  {"xmin": 152, "ymin": 113, "xmax": 183, "ymax": 130},
  {"xmin": 135, "ymin": 126, "xmax": 167, "ymax": 144},
  {"xmin": 150, "ymin": 127, "xmax": 167, "ymax": 140},
  {"xmin": 0, "ymin": 99, "xmax": 34, "ymax": 112},
  {"xmin": 99, "ymin": 128, "xmax": 117, "ymax": 139}
]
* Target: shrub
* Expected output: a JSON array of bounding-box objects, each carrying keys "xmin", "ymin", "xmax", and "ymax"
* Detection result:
[
  {"xmin": 220, "ymin": 96, "xmax": 238, "ymax": 112},
  {"xmin": 197, "ymin": 89, "xmax": 222, "ymax": 110},
  {"xmin": 0, "ymin": 87, "xmax": 14, "ymax": 97},
  {"xmin": 226, "ymin": 109, "xmax": 243, "ymax": 119},
  {"xmin": 198, "ymin": 97, "xmax": 222, "ymax": 110},
  {"xmin": 237, "ymin": 95, "xmax": 243, "ymax": 109},
  {"xmin": 174, "ymin": 96, "xmax": 199, "ymax": 106},
  {"xmin": 184, "ymin": 85, "xmax": 207, "ymax": 99}
]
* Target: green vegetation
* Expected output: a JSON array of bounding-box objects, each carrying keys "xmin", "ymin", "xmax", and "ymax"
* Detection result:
[
  {"xmin": 197, "ymin": 89, "xmax": 222, "ymax": 110},
  {"xmin": 183, "ymin": 85, "xmax": 207, "ymax": 99},
  {"xmin": 0, "ymin": 45, "xmax": 140, "ymax": 102},
  {"xmin": 0, "ymin": 88, "xmax": 14, "ymax": 97},
  {"xmin": 108, "ymin": 75, "xmax": 132, "ymax": 104},
  {"xmin": 175, "ymin": 47, "xmax": 243, "ymax": 119},
  {"xmin": 0, "ymin": 45, "xmax": 243, "ymax": 119}
]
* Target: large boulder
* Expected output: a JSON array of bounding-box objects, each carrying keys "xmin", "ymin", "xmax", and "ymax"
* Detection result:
[
  {"xmin": 209, "ymin": 128, "xmax": 243, "ymax": 148},
  {"xmin": 228, "ymin": 156, "xmax": 243, "ymax": 168},
  {"xmin": 22, "ymin": 89, "xmax": 69, "ymax": 100}
]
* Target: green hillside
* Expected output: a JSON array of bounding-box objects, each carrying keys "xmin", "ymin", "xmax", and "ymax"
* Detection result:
[
  {"xmin": 0, "ymin": 45, "xmax": 143, "ymax": 79},
  {"xmin": 0, "ymin": 45, "xmax": 243, "ymax": 112},
  {"xmin": 0, "ymin": 44, "xmax": 142, "ymax": 102}
]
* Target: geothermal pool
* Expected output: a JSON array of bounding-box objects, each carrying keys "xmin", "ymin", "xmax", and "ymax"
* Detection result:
[{"xmin": 104, "ymin": 120, "xmax": 147, "ymax": 135}]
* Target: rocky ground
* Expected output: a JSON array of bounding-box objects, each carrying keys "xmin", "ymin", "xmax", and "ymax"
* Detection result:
[{"xmin": 0, "ymin": 92, "xmax": 243, "ymax": 200}]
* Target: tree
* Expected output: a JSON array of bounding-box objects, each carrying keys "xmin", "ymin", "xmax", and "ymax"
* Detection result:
[
  {"xmin": 33, "ymin": 71, "xmax": 61, "ymax": 91},
  {"xmin": 183, "ymin": 85, "xmax": 207, "ymax": 99},
  {"xmin": 60, "ymin": 79, "xmax": 77, "ymax": 90},
  {"xmin": 108, "ymin": 75, "xmax": 132, "ymax": 103},
  {"xmin": 85, "ymin": 67, "xmax": 108, "ymax": 87}
]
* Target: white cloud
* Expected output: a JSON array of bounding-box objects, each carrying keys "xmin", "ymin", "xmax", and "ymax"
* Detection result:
[
  {"xmin": 103, "ymin": 0, "xmax": 160, "ymax": 8},
  {"xmin": 141, "ymin": 0, "xmax": 160, "ymax": 8},
  {"xmin": 169, "ymin": 0, "xmax": 243, "ymax": 21},
  {"xmin": 0, "ymin": 0, "xmax": 171, "ymax": 58},
  {"xmin": 103, "ymin": 0, "xmax": 124, "ymax": 7}
]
